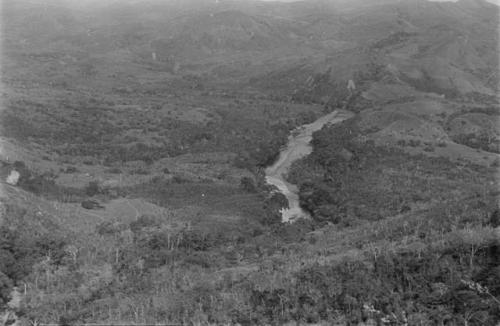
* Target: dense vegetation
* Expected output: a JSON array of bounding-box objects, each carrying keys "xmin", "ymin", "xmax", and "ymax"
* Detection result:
[
  {"xmin": 1, "ymin": 0, "xmax": 499, "ymax": 324},
  {"xmin": 2, "ymin": 116, "xmax": 498, "ymax": 325},
  {"xmin": 2, "ymin": 188, "xmax": 498, "ymax": 325},
  {"xmin": 288, "ymin": 118, "xmax": 496, "ymax": 225},
  {"xmin": 1, "ymin": 96, "xmax": 316, "ymax": 168}
]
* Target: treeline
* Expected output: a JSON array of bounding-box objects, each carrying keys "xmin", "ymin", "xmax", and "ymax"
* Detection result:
[{"xmin": 2, "ymin": 96, "xmax": 317, "ymax": 169}]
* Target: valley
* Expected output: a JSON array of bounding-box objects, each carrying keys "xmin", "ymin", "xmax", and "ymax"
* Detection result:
[
  {"xmin": 265, "ymin": 109, "xmax": 354, "ymax": 222},
  {"xmin": 0, "ymin": 0, "xmax": 499, "ymax": 325}
]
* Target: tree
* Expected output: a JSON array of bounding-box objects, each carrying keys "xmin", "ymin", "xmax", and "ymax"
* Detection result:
[
  {"xmin": 263, "ymin": 193, "xmax": 288, "ymax": 225},
  {"xmin": 240, "ymin": 177, "xmax": 257, "ymax": 193},
  {"xmin": 0, "ymin": 271, "xmax": 13, "ymax": 308},
  {"xmin": 454, "ymin": 226, "xmax": 496, "ymax": 270},
  {"xmin": 489, "ymin": 209, "xmax": 500, "ymax": 228},
  {"xmin": 85, "ymin": 181, "xmax": 100, "ymax": 197}
]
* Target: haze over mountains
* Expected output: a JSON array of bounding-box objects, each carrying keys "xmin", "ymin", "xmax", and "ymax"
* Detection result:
[
  {"xmin": 3, "ymin": 0, "xmax": 498, "ymax": 90},
  {"xmin": 3, "ymin": 0, "xmax": 498, "ymax": 161},
  {"xmin": 0, "ymin": 0, "xmax": 499, "ymax": 324}
]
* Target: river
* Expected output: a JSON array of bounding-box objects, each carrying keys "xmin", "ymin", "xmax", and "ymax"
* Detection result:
[{"xmin": 265, "ymin": 109, "xmax": 354, "ymax": 222}]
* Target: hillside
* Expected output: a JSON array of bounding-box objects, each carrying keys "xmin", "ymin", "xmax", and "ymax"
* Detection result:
[{"xmin": 1, "ymin": 0, "xmax": 499, "ymax": 325}]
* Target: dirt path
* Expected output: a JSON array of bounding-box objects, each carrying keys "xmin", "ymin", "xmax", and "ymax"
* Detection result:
[{"xmin": 265, "ymin": 110, "xmax": 354, "ymax": 222}]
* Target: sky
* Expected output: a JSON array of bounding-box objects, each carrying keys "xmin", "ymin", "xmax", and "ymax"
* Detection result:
[
  {"xmin": 259, "ymin": 0, "xmax": 500, "ymax": 3},
  {"xmin": 428, "ymin": 0, "xmax": 500, "ymax": 3}
]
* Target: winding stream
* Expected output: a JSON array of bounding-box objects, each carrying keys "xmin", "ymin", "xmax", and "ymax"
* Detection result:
[{"xmin": 265, "ymin": 110, "xmax": 353, "ymax": 222}]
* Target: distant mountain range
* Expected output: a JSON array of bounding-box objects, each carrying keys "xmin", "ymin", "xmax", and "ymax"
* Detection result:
[{"xmin": 3, "ymin": 0, "xmax": 498, "ymax": 96}]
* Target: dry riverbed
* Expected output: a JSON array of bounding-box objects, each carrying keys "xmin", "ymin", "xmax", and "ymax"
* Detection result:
[{"xmin": 265, "ymin": 110, "xmax": 354, "ymax": 222}]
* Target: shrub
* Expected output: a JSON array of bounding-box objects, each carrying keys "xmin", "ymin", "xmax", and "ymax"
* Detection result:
[
  {"xmin": 105, "ymin": 167, "xmax": 122, "ymax": 174},
  {"xmin": 240, "ymin": 177, "xmax": 257, "ymax": 193},
  {"xmin": 172, "ymin": 174, "xmax": 189, "ymax": 184},
  {"xmin": 62, "ymin": 166, "xmax": 79, "ymax": 173},
  {"xmin": 178, "ymin": 229, "xmax": 213, "ymax": 251},
  {"xmin": 85, "ymin": 181, "xmax": 100, "ymax": 197},
  {"xmin": 129, "ymin": 215, "xmax": 161, "ymax": 234},
  {"xmin": 408, "ymin": 139, "xmax": 421, "ymax": 147},
  {"xmin": 262, "ymin": 193, "xmax": 288, "ymax": 225},
  {"xmin": 183, "ymin": 252, "xmax": 213, "ymax": 268},
  {"xmin": 96, "ymin": 221, "xmax": 127, "ymax": 236},
  {"xmin": 0, "ymin": 271, "xmax": 13, "ymax": 308},
  {"xmin": 13, "ymin": 161, "xmax": 26, "ymax": 170}
]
